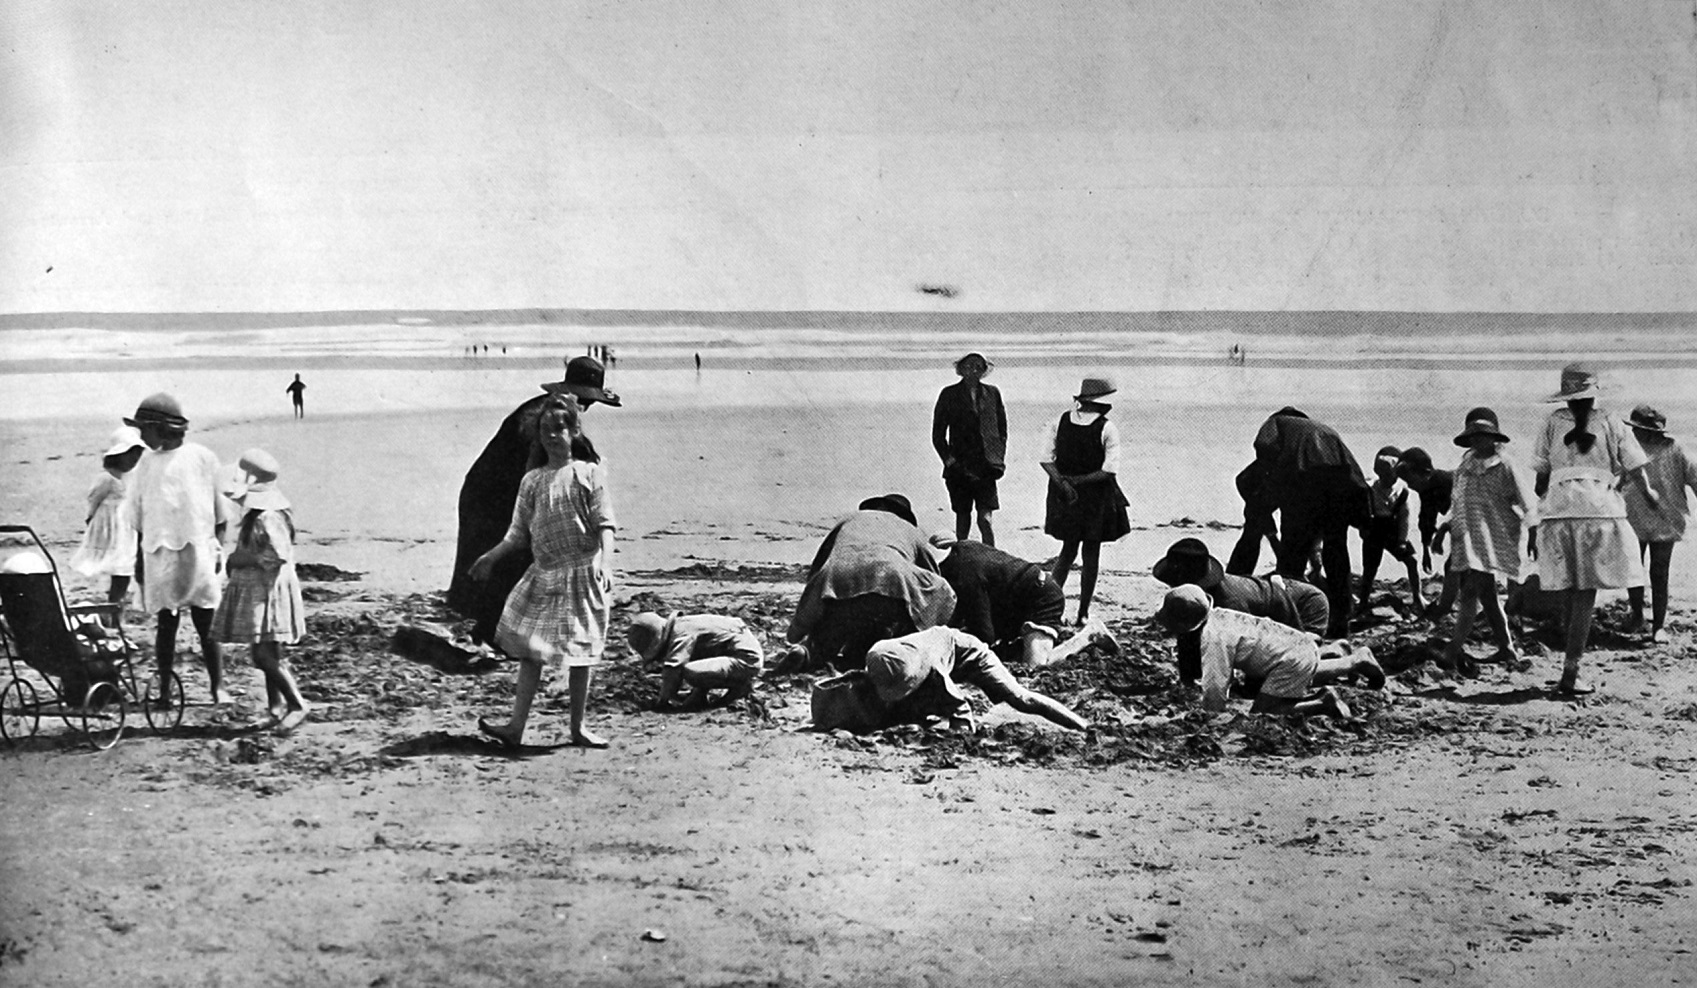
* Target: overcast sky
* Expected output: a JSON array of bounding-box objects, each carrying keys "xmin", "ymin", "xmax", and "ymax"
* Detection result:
[{"xmin": 2, "ymin": 0, "xmax": 1694, "ymax": 313}]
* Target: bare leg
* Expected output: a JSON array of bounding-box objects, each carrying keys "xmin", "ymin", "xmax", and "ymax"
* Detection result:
[
  {"xmin": 1476, "ymin": 576, "xmax": 1525, "ymax": 669},
  {"xmin": 569, "ymin": 665, "xmax": 607, "ymax": 747},
  {"xmin": 977, "ymin": 509, "xmax": 995, "ymax": 548},
  {"xmin": 955, "ymin": 510, "xmax": 972, "ymax": 542},
  {"xmin": 1443, "ymin": 573, "xmax": 1483, "ymax": 678},
  {"xmin": 1251, "ymin": 687, "xmax": 1351, "ymax": 719},
  {"xmin": 1559, "ymin": 588, "xmax": 1598, "ymax": 693},
  {"xmin": 1051, "ymin": 539, "xmax": 1080, "ymax": 591},
  {"xmin": 1648, "ymin": 542, "xmax": 1673, "ymax": 643},
  {"xmin": 1401, "ymin": 556, "xmax": 1427, "ymax": 613},
  {"xmin": 481, "ymin": 658, "xmax": 542, "ymax": 744},
  {"xmin": 1358, "ymin": 540, "xmax": 1384, "ymax": 611},
  {"xmin": 1001, "ymin": 686, "xmax": 1090, "ymax": 731},
  {"xmin": 1076, "ymin": 541, "xmax": 1102, "ymax": 623},
  {"xmin": 1626, "ymin": 539, "xmax": 1648, "ymax": 632},
  {"xmin": 188, "ymin": 607, "xmax": 227, "ymax": 703}
]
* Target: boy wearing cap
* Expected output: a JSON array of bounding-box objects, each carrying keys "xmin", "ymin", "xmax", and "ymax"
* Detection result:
[
  {"xmin": 1622, "ymin": 404, "xmax": 1697, "ymax": 644},
  {"xmin": 862, "ymin": 626, "xmax": 1089, "ymax": 733},
  {"xmin": 932, "ymin": 353, "xmax": 1008, "ymax": 546},
  {"xmin": 1156, "ymin": 585, "xmax": 1372, "ymax": 718},
  {"xmin": 125, "ymin": 393, "xmax": 232, "ymax": 704},
  {"xmin": 1358, "ymin": 446, "xmax": 1426, "ymax": 618},
  {"xmin": 627, "ymin": 611, "xmax": 764, "ymax": 709}
]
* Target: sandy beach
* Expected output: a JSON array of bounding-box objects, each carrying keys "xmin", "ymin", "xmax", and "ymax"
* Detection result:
[{"xmin": 2, "ymin": 340, "xmax": 1696, "ymax": 985}]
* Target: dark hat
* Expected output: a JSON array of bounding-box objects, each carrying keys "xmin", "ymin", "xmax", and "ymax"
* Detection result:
[
  {"xmin": 1272, "ymin": 406, "xmax": 1309, "ymax": 419},
  {"xmin": 123, "ymin": 392, "xmax": 188, "ymax": 429},
  {"xmin": 1151, "ymin": 537, "xmax": 1225, "ymax": 589},
  {"xmin": 1156, "ymin": 585, "xmax": 1212, "ymax": 634},
  {"xmin": 858, "ymin": 493, "xmax": 918, "ymax": 528},
  {"xmin": 1074, "ymin": 377, "xmax": 1116, "ymax": 402},
  {"xmin": 1546, "ymin": 362, "xmax": 1602, "ymax": 403},
  {"xmin": 1375, "ymin": 445, "xmax": 1403, "ymax": 461},
  {"xmin": 1453, "ymin": 406, "xmax": 1510, "ymax": 447},
  {"xmin": 543, "ymin": 356, "xmax": 622, "ymax": 407},
  {"xmin": 1396, "ymin": 446, "xmax": 1434, "ymax": 474},
  {"xmin": 954, "ymin": 352, "xmax": 993, "ymax": 374},
  {"xmin": 1625, "ymin": 404, "xmax": 1667, "ymax": 434}
]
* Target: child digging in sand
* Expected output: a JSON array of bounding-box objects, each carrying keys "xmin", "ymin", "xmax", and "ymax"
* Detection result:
[
  {"xmin": 1442, "ymin": 408, "xmax": 1537, "ymax": 678},
  {"xmin": 69, "ymin": 426, "xmax": 147, "ymax": 607},
  {"xmin": 1358, "ymin": 445, "xmax": 1426, "ymax": 618},
  {"xmin": 627, "ymin": 611, "xmax": 764, "ymax": 709},
  {"xmin": 469, "ymin": 394, "xmax": 615, "ymax": 748},
  {"xmin": 213, "ymin": 450, "xmax": 310, "ymax": 731}
]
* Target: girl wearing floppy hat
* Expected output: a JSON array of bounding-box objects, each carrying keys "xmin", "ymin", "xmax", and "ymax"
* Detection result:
[
  {"xmin": 1041, "ymin": 376, "xmax": 1132, "ymax": 626},
  {"xmin": 212, "ymin": 449, "xmax": 311, "ymax": 731},
  {"xmin": 1622, "ymin": 404, "xmax": 1697, "ymax": 644},
  {"xmin": 69, "ymin": 425, "xmax": 148, "ymax": 605},
  {"xmin": 1442, "ymin": 408, "xmax": 1536, "ymax": 678},
  {"xmin": 1531, "ymin": 364, "xmax": 1660, "ymax": 694},
  {"xmin": 125, "ymin": 392, "xmax": 233, "ymax": 706}
]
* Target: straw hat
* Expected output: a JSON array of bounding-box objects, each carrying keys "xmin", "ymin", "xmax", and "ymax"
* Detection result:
[
  {"xmin": 123, "ymin": 392, "xmax": 188, "ymax": 429},
  {"xmin": 542, "ymin": 356, "xmax": 622, "ymax": 407},
  {"xmin": 1625, "ymin": 404, "xmax": 1667, "ymax": 434},
  {"xmin": 625, "ymin": 611, "xmax": 677, "ymax": 662},
  {"xmin": 1073, "ymin": 377, "xmax": 1116, "ymax": 403},
  {"xmin": 1155, "ymin": 585, "xmax": 1212, "ymax": 633},
  {"xmin": 1452, "ymin": 407, "xmax": 1510, "ymax": 447},
  {"xmin": 1151, "ymin": 538, "xmax": 1225, "ymax": 589},
  {"xmin": 102, "ymin": 426, "xmax": 145, "ymax": 459},
  {"xmin": 233, "ymin": 448, "xmax": 290, "ymax": 511},
  {"xmin": 865, "ymin": 636, "xmax": 965, "ymax": 706},
  {"xmin": 1546, "ymin": 363, "xmax": 1603, "ymax": 402},
  {"xmin": 857, "ymin": 493, "xmax": 918, "ymax": 528}
]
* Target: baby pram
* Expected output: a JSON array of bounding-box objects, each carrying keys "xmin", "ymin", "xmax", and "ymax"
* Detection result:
[{"xmin": 0, "ymin": 525, "xmax": 184, "ymax": 748}]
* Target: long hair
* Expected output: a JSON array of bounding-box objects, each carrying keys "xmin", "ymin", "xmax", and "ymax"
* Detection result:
[
  {"xmin": 1563, "ymin": 398, "xmax": 1596, "ymax": 454},
  {"xmin": 523, "ymin": 394, "xmax": 600, "ymax": 469}
]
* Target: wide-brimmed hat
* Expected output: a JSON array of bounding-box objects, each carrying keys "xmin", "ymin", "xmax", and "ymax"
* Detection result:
[
  {"xmin": 1074, "ymin": 377, "xmax": 1116, "ymax": 402},
  {"xmin": 1156, "ymin": 585, "xmax": 1212, "ymax": 634},
  {"xmin": 954, "ymin": 352, "xmax": 993, "ymax": 374},
  {"xmin": 123, "ymin": 392, "xmax": 188, "ymax": 430},
  {"xmin": 542, "ymin": 356, "xmax": 622, "ymax": 407},
  {"xmin": 232, "ymin": 448, "xmax": 291, "ymax": 511},
  {"xmin": 102, "ymin": 426, "xmax": 145, "ymax": 459},
  {"xmin": 1453, "ymin": 407, "xmax": 1510, "ymax": 447},
  {"xmin": 625, "ymin": 611, "xmax": 677, "ymax": 662},
  {"xmin": 865, "ymin": 636, "xmax": 966, "ymax": 706},
  {"xmin": 858, "ymin": 493, "xmax": 918, "ymax": 527},
  {"xmin": 1625, "ymin": 404, "xmax": 1667, "ymax": 434},
  {"xmin": 1151, "ymin": 538, "xmax": 1225, "ymax": 589},
  {"xmin": 1546, "ymin": 362, "xmax": 1603, "ymax": 403}
]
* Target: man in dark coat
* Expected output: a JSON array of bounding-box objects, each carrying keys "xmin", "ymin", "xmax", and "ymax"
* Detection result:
[
  {"xmin": 1252, "ymin": 407, "xmax": 1369, "ymax": 637},
  {"xmin": 446, "ymin": 356, "xmax": 620, "ymax": 645},
  {"xmin": 932, "ymin": 352, "xmax": 1008, "ymax": 546}
]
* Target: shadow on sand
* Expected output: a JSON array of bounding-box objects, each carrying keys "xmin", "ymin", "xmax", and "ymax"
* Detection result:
[{"xmin": 379, "ymin": 729, "xmax": 570, "ymax": 759}]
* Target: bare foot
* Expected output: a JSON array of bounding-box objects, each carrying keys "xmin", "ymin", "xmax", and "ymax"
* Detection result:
[
  {"xmin": 477, "ymin": 716, "xmax": 522, "ymax": 748},
  {"xmin": 266, "ymin": 704, "xmax": 288, "ymax": 725},
  {"xmin": 1321, "ymin": 687, "xmax": 1353, "ymax": 721},
  {"xmin": 571, "ymin": 729, "xmax": 609, "ymax": 749},
  {"xmin": 1649, "ymin": 628, "xmax": 1667, "ymax": 645},
  {"xmin": 276, "ymin": 708, "xmax": 309, "ymax": 733}
]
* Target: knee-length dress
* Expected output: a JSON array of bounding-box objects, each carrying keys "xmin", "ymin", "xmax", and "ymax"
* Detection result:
[
  {"xmin": 1533, "ymin": 407, "xmax": 1647, "ymax": 591},
  {"xmin": 1043, "ymin": 408, "xmax": 1131, "ymax": 543},
  {"xmin": 69, "ymin": 473, "xmax": 137, "ymax": 579},
  {"xmin": 494, "ymin": 460, "xmax": 617, "ymax": 668},
  {"xmin": 1450, "ymin": 449, "xmax": 1536, "ymax": 581},
  {"xmin": 214, "ymin": 509, "xmax": 306, "ymax": 644}
]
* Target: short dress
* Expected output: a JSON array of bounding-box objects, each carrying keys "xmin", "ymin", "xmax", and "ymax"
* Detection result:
[
  {"xmin": 1043, "ymin": 410, "xmax": 1132, "ymax": 543},
  {"xmin": 1622, "ymin": 436, "xmax": 1697, "ymax": 543},
  {"xmin": 1449, "ymin": 450, "xmax": 1536, "ymax": 581},
  {"xmin": 69, "ymin": 473, "xmax": 137, "ymax": 579},
  {"xmin": 494, "ymin": 461, "xmax": 617, "ymax": 669},
  {"xmin": 214, "ymin": 509, "xmax": 307, "ymax": 644},
  {"xmin": 1533, "ymin": 408, "xmax": 1647, "ymax": 591},
  {"xmin": 129, "ymin": 442, "xmax": 226, "ymax": 613}
]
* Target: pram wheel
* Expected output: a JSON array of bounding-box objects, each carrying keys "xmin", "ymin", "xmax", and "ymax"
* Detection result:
[
  {"xmin": 1, "ymin": 679, "xmax": 40, "ymax": 742},
  {"xmin": 144, "ymin": 672, "xmax": 185, "ymax": 731},
  {"xmin": 77, "ymin": 681, "xmax": 127, "ymax": 751}
]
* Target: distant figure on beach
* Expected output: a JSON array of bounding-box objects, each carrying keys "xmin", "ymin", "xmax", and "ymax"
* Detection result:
[
  {"xmin": 1622, "ymin": 404, "xmax": 1697, "ymax": 645},
  {"xmin": 1041, "ymin": 376, "xmax": 1131, "ymax": 626},
  {"xmin": 69, "ymin": 426, "xmax": 147, "ymax": 605},
  {"xmin": 448, "ymin": 357, "xmax": 620, "ymax": 646},
  {"xmin": 1225, "ymin": 459, "xmax": 1282, "ymax": 576},
  {"xmin": 784, "ymin": 494, "xmax": 956, "ymax": 672},
  {"xmin": 1252, "ymin": 406, "xmax": 1369, "ymax": 638},
  {"xmin": 695, "ymin": 352, "xmax": 701, "ymax": 372},
  {"xmin": 1151, "ymin": 537, "xmax": 1329, "ymax": 637},
  {"xmin": 285, "ymin": 374, "xmax": 306, "ymax": 418},
  {"xmin": 932, "ymin": 352, "xmax": 1007, "ymax": 546}
]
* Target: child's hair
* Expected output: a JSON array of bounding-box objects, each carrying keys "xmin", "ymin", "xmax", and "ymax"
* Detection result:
[
  {"xmin": 524, "ymin": 393, "xmax": 600, "ymax": 469},
  {"xmin": 239, "ymin": 506, "xmax": 295, "ymax": 548},
  {"xmin": 1563, "ymin": 398, "xmax": 1597, "ymax": 454}
]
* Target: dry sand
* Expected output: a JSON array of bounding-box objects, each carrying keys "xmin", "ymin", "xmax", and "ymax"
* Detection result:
[{"xmin": 2, "ymin": 384, "xmax": 1696, "ymax": 986}]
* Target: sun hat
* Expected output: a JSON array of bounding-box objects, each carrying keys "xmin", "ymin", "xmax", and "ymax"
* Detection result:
[
  {"xmin": 927, "ymin": 530, "xmax": 958, "ymax": 552},
  {"xmin": 0, "ymin": 550, "xmax": 51, "ymax": 574},
  {"xmin": 232, "ymin": 448, "xmax": 290, "ymax": 511},
  {"xmin": 123, "ymin": 392, "xmax": 188, "ymax": 429},
  {"xmin": 625, "ymin": 611, "xmax": 677, "ymax": 662},
  {"xmin": 1546, "ymin": 363, "xmax": 1603, "ymax": 403},
  {"xmin": 543, "ymin": 356, "xmax": 622, "ymax": 407},
  {"xmin": 1073, "ymin": 377, "xmax": 1116, "ymax": 403},
  {"xmin": 864, "ymin": 636, "xmax": 965, "ymax": 706},
  {"xmin": 954, "ymin": 352, "xmax": 993, "ymax": 374},
  {"xmin": 1625, "ymin": 404, "xmax": 1667, "ymax": 434},
  {"xmin": 1155, "ymin": 585, "xmax": 1212, "ymax": 634},
  {"xmin": 102, "ymin": 426, "xmax": 145, "ymax": 459},
  {"xmin": 857, "ymin": 493, "xmax": 918, "ymax": 528},
  {"xmin": 1151, "ymin": 538, "xmax": 1225, "ymax": 590},
  {"xmin": 1453, "ymin": 407, "xmax": 1510, "ymax": 447}
]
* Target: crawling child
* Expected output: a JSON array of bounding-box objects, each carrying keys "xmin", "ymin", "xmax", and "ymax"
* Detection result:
[{"xmin": 627, "ymin": 611, "xmax": 764, "ymax": 709}]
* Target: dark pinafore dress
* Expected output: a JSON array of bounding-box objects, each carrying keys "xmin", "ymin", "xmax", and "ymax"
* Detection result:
[{"xmin": 1044, "ymin": 412, "xmax": 1132, "ymax": 543}]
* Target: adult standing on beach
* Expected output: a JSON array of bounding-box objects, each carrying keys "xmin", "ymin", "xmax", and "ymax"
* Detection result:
[
  {"xmin": 448, "ymin": 356, "xmax": 620, "ymax": 646},
  {"xmin": 1041, "ymin": 376, "xmax": 1131, "ymax": 626},
  {"xmin": 932, "ymin": 352, "xmax": 1007, "ymax": 546},
  {"xmin": 785, "ymin": 494, "xmax": 956, "ymax": 671},
  {"xmin": 1531, "ymin": 364, "xmax": 1657, "ymax": 695},
  {"xmin": 285, "ymin": 374, "xmax": 306, "ymax": 419},
  {"xmin": 1253, "ymin": 406, "xmax": 1369, "ymax": 638}
]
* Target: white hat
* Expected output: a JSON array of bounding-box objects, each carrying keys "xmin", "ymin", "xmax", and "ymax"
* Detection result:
[{"xmin": 103, "ymin": 426, "xmax": 145, "ymax": 459}]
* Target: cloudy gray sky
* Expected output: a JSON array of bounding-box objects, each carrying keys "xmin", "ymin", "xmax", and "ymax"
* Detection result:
[{"xmin": 3, "ymin": 0, "xmax": 1693, "ymax": 313}]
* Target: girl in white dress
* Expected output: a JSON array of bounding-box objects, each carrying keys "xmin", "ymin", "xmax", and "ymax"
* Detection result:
[{"xmin": 69, "ymin": 426, "xmax": 147, "ymax": 604}]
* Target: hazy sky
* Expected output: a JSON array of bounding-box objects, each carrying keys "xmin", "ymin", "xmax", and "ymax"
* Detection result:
[{"xmin": 3, "ymin": 0, "xmax": 1694, "ymax": 313}]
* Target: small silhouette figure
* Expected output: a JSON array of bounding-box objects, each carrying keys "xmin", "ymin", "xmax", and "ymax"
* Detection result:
[{"xmin": 285, "ymin": 374, "xmax": 306, "ymax": 418}]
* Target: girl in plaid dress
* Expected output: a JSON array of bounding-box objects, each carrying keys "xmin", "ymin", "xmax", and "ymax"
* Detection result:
[
  {"xmin": 1441, "ymin": 408, "xmax": 1536, "ymax": 678},
  {"xmin": 470, "ymin": 395, "xmax": 616, "ymax": 748},
  {"xmin": 213, "ymin": 449, "xmax": 310, "ymax": 731}
]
